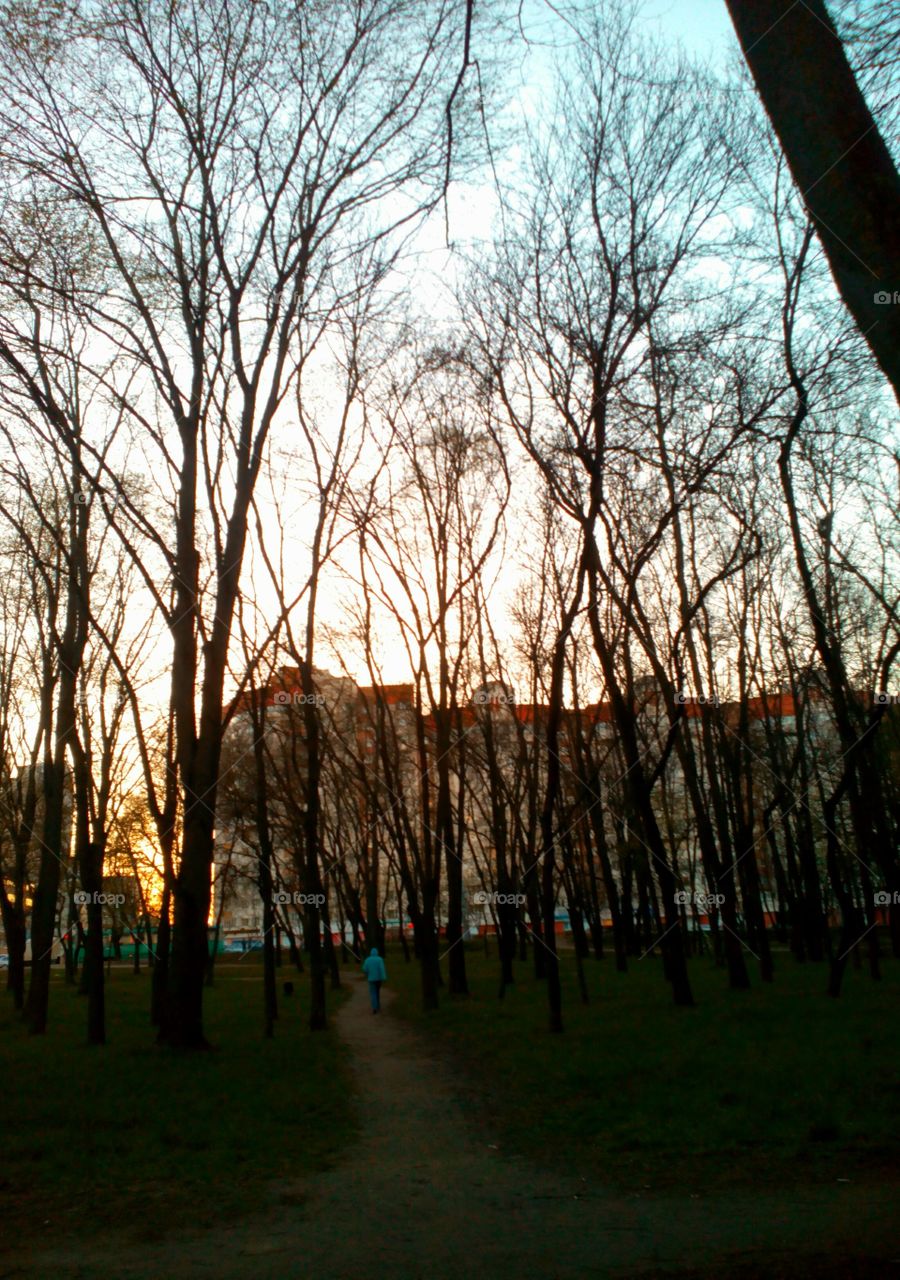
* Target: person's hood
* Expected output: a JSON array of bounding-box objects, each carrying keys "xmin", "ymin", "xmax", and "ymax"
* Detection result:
[{"xmin": 369, "ymin": 947, "xmax": 380, "ymax": 957}]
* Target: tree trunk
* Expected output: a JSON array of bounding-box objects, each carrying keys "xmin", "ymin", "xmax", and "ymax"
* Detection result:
[
  {"xmin": 79, "ymin": 841, "xmax": 106, "ymax": 1046},
  {"xmin": 165, "ymin": 851, "xmax": 213, "ymax": 1048},
  {"xmin": 25, "ymin": 753, "xmax": 68, "ymax": 1035},
  {"xmin": 1, "ymin": 899, "xmax": 26, "ymax": 1010},
  {"xmin": 726, "ymin": 0, "xmax": 900, "ymax": 400},
  {"xmin": 151, "ymin": 887, "xmax": 171, "ymax": 1028}
]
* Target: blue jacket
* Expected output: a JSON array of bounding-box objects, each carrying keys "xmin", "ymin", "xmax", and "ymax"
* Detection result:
[{"xmin": 362, "ymin": 948, "xmax": 387, "ymax": 982}]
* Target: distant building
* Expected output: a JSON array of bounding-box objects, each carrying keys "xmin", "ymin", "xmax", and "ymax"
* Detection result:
[{"xmin": 211, "ymin": 665, "xmax": 862, "ymax": 945}]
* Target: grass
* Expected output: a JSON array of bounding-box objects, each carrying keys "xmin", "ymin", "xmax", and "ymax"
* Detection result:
[
  {"xmin": 5, "ymin": 943, "xmax": 899, "ymax": 1272},
  {"xmin": 0, "ymin": 960, "xmax": 355, "ymax": 1246},
  {"xmin": 388, "ymin": 942, "xmax": 900, "ymax": 1193}
]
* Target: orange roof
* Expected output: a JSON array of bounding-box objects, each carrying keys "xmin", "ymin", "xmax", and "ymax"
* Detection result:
[
  {"xmin": 358, "ymin": 683, "xmax": 415, "ymax": 706},
  {"xmin": 227, "ymin": 680, "xmax": 816, "ymax": 728}
]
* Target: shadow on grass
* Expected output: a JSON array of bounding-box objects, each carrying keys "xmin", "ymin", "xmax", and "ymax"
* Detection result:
[
  {"xmin": 0, "ymin": 962, "xmax": 355, "ymax": 1248},
  {"xmin": 387, "ymin": 945, "xmax": 900, "ymax": 1195}
]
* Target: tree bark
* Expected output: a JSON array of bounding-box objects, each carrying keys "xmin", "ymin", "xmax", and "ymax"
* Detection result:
[{"xmin": 726, "ymin": 0, "xmax": 900, "ymax": 400}]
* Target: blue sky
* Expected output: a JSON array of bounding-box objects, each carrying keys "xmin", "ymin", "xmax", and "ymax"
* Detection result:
[{"xmin": 645, "ymin": 0, "xmax": 736, "ymax": 63}]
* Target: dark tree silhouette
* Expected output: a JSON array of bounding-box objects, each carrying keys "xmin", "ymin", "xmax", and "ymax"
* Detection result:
[{"xmin": 725, "ymin": 0, "xmax": 900, "ymax": 400}]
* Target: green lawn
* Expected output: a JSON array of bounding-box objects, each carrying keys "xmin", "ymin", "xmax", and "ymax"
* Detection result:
[
  {"xmin": 388, "ymin": 943, "xmax": 900, "ymax": 1192},
  {"xmin": 0, "ymin": 962, "xmax": 355, "ymax": 1244}
]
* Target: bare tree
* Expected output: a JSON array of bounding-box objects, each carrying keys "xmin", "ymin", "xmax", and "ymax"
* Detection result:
[
  {"xmin": 348, "ymin": 345, "xmax": 509, "ymax": 1000},
  {"xmin": 0, "ymin": 0, "xmax": 475, "ymax": 1045},
  {"xmin": 468, "ymin": 7, "xmax": 747, "ymax": 1007}
]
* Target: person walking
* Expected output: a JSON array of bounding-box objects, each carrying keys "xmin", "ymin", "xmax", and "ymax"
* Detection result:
[{"xmin": 362, "ymin": 946, "xmax": 387, "ymax": 1013}]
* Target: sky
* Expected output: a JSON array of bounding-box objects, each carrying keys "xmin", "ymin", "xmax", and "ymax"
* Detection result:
[
  {"xmin": 1, "ymin": 1, "xmax": 778, "ymax": 722},
  {"xmin": 645, "ymin": 0, "xmax": 736, "ymax": 61},
  {"xmin": 293, "ymin": 0, "xmax": 744, "ymax": 691}
]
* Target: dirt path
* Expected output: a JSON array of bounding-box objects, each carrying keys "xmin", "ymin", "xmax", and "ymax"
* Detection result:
[{"xmin": 12, "ymin": 977, "xmax": 900, "ymax": 1278}]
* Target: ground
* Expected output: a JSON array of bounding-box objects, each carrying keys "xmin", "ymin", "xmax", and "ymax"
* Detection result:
[{"xmin": 4, "ymin": 963, "xmax": 899, "ymax": 1279}]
